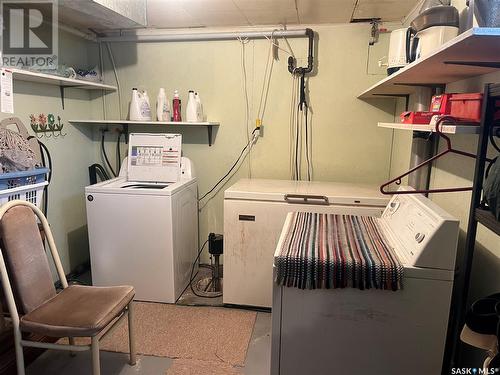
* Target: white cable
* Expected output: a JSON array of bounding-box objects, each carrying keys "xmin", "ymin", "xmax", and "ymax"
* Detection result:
[
  {"xmin": 105, "ymin": 43, "xmax": 123, "ymax": 120},
  {"xmin": 263, "ymin": 35, "xmax": 294, "ymax": 57},
  {"xmin": 257, "ymin": 31, "xmax": 275, "ymax": 120},
  {"xmin": 98, "ymin": 42, "xmax": 106, "ymax": 121},
  {"xmin": 238, "ymin": 36, "xmax": 252, "ymax": 178}
]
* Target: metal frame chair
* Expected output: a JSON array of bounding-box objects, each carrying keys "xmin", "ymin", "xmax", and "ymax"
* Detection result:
[{"xmin": 0, "ymin": 200, "xmax": 136, "ymax": 375}]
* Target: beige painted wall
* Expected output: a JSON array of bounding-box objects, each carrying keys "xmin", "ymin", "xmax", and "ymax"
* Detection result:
[
  {"xmin": 97, "ymin": 23, "xmax": 396, "ymax": 247},
  {"xmin": 0, "ymin": 31, "xmax": 98, "ymax": 274}
]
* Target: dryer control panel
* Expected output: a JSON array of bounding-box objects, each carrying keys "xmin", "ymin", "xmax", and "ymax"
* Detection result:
[{"xmin": 379, "ymin": 188, "xmax": 459, "ymax": 271}]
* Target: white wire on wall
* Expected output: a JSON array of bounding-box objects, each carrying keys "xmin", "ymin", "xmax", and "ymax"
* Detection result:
[
  {"xmin": 106, "ymin": 43, "xmax": 123, "ymax": 120},
  {"xmin": 237, "ymin": 36, "xmax": 252, "ymax": 178},
  {"xmin": 199, "ymin": 29, "xmax": 296, "ymax": 204},
  {"xmin": 98, "ymin": 42, "xmax": 107, "ymax": 121},
  {"xmin": 234, "ymin": 29, "xmax": 289, "ymax": 181}
]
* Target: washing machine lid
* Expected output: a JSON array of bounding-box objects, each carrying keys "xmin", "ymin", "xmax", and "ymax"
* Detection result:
[
  {"xmin": 85, "ymin": 176, "xmax": 196, "ymax": 196},
  {"xmin": 377, "ymin": 187, "xmax": 459, "ymax": 277},
  {"xmin": 224, "ymin": 179, "xmax": 389, "ymax": 207}
]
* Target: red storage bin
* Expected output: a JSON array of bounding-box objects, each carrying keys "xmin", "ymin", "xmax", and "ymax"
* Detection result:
[
  {"xmin": 448, "ymin": 93, "xmax": 483, "ymax": 122},
  {"xmin": 400, "ymin": 111, "xmax": 435, "ymax": 124}
]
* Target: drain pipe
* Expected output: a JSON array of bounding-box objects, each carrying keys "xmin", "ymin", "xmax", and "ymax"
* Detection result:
[
  {"xmin": 287, "ymin": 28, "xmax": 314, "ymax": 74},
  {"xmin": 408, "ymin": 87, "xmax": 435, "ymax": 193},
  {"xmin": 97, "ymin": 28, "xmax": 313, "ymax": 43}
]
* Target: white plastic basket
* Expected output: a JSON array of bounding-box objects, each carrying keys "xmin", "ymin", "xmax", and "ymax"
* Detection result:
[{"xmin": 0, "ymin": 181, "xmax": 48, "ymax": 208}]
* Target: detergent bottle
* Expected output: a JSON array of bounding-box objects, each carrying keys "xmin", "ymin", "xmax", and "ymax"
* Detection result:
[
  {"xmin": 186, "ymin": 90, "xmax": 198, "ymax": 122},
  {"xmin": 130, "ymin": 88, "xmax": 152, "ymax": 121},
  {"xmin": 157, "ymin": 88, "xmax": 171, "ymax": 121},
  {"xmin": 195, "ymin": 92, "xmax": 204, "ymax": 122},
  {"xmin": 172, "ymin": 90, "xmax": 182, "ymax": 122}
]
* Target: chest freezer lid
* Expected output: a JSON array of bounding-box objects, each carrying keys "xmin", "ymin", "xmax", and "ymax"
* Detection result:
[{"xmin": 224, "ymin": 178, "xmax": 389, "ymax": 207}]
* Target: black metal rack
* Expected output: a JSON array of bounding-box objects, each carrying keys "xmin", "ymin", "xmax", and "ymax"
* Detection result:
[{"xmin": 444, "ymin": 82, "xmax": 500, "ymax": 372}]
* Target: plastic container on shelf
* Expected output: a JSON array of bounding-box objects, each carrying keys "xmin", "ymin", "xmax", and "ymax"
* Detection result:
[
  {"xmin": 195, "ymin": 92, "xmax": 204, "ymax": 121},
  {"xmin": 430, "ymin": 93, "xmax": 484, "ymax": 123},
  {"xmin": 448, "ymin": 93, "xmax": 483, "ymax": 122},
  {"xmin": 186, "ymin": 91, "xmax": 198, "ymax": 122},
  {"xmin": 157, "ymin": 88, "xmax": 171, "ymax": 121},
  {"xmin": 172, "ymin": 90, "xmax": 182, "ymax": 122},
  {"xmin": 0, "ymin": 168, "xmax": 49, "ymax": 208}
]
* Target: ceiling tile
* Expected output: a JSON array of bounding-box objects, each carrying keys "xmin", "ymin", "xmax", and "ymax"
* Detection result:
[
  {"xmin": 353, "ymin": 0, "xmax": 420, "ymax": 21},
  {"xmin": 179, "ymin": 0, "xmax": 248, "ymax": 26},
  {"xmin": 145, "ymin": 0, "xmax": 420, "ymax": 29},
  {"xmin": 147, "ymin": 0, "xmax": 203, "ymax": 28},
  {"xmin": 190, "ymin": 10, "xmax": 250, "ymax": 27},
  {"xmin": 242, "ymin": 9, "xmax": 299, "ymax": 25},
  {"xmin": 297, "ymin": 0, "xmax": 357, "ymax": 24},
  {"xmin": 181, "ymin": 0, "xmax": 240, "ymax": 13},
  {"xmin": 233, "ymin": 0, "xmax": 296, "ymax": 11},
  {"xmin": 232, "ymin": 0, "xmax": 298, "ymax": 25}
]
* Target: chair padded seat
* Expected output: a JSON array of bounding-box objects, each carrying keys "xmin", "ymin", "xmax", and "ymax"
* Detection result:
[{"xmin": 20, "ymin": 285, "xmax": 134, "ymax": 337}]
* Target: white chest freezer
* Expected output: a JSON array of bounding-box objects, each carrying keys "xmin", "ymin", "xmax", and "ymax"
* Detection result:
[{"xmin": 223, "ymin": 179, "xmax": 390, "ymax": 308}]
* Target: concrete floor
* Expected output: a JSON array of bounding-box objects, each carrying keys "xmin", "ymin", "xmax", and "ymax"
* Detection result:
[
  {"xmin": 26, "ymin": 311, "xmax": 271, "ymax": 375},
  {"xmin": 26, "ymin": 271, "xmax": 271, "ymax": 374}
]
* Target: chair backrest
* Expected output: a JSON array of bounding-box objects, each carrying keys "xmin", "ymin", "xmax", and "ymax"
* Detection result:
[{"xmin": 0, "ymin": 205, "xmax": 56, "ymax": 314}]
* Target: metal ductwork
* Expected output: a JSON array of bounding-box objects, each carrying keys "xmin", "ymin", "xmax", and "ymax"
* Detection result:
[{"xmin": 59, "ymin": 0, "xmax": 147, "ymax": 31}]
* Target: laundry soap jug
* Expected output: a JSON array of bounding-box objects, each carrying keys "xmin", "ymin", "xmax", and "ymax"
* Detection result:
[
  {"xmin": 186, "ymin": 90, "xmax": 198, "ymax": 122},
  {"xmin": 195, "ymin": 92, "xmax": 204, "ymax": 122},
  {"xmin": 157, "ymin": 88, "xmax": 171, "ymax": 121},
  {"xmin": 130, "ymin": 88, "xmax": 152, "ymax": 121},
  {"xmin": 172, "ymin": 90, "xmax": 182, "ymax": 122}
]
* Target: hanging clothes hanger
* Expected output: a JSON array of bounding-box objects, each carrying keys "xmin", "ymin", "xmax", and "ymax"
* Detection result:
[{"xmin": 380, "ymin": 116, "xmax": 492, "ymax": 195}]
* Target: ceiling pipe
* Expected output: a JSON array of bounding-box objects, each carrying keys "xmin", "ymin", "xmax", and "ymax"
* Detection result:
[{"xmin": 97, "ymin": 28, "xmax": 312, "ymax": 43}]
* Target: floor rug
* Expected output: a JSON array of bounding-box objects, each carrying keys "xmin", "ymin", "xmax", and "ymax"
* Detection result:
[
  {"xmin": 63, "ymin": 302, "xmax": 256, "ymax": 366},
  {"xmin": 165, "ymin": 359, "xmax": 241, "ymax": 374}
]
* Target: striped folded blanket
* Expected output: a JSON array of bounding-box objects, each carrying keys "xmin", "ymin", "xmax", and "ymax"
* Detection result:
[{"xmin": 275, "ymin": 212, "xmax": 404, "ymax": 291}]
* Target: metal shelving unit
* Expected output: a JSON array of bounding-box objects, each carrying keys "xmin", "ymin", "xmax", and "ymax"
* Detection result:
[
  {"xmin": 7, "ymin": 68, "xmax": 117, "ymax": 109},
  {"xmin": 358, "ymin": 27, "xmax": 500, "ymax": 99},
  {"xmin": 444, "ymin": 83, "xmax": 500, "ymax": 371},
  {"xmin": 69, "ymin": 119, "xmax": 220, "ymax": 146},
  {"xmin": 378, "ymin": 122, "xmax": 480, "ymax": 134}
]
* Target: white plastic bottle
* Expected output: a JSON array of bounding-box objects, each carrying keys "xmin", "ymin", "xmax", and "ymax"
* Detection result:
[
  {"xmin": 195, "ymin": 92, "xmax": 204, "ymax": 122},
  {"xmin": 129, "ymin": 88, "xmax": 141, "ymax": 121},
  {"xmin": 143, "ymin": 91, "xmax": 152, "ymax": 121},
  {"xmin": 130, "ymin": 88, "xmax": 152, "ymax": 121},
  {"xmin": 186, "ymin": 90, "xmax": 198, "ymax": 122},
  {"xmin": 157, "ymin": 88, "xmax": 171, "ymax": 121}
]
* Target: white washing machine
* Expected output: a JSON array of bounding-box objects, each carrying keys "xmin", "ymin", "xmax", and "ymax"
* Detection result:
[
  {"xmin": 85, "ymin": 134, "xmax": 198, "ymax": 303},
  {"xmin": 271, "ymin": 189, "xmax": 460, "ymax": 375},
  {"xmin": 223, "ymin": 179, "xmax": 390, "ymax": 308}
]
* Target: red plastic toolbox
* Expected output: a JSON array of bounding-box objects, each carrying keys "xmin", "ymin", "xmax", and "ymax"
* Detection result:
[
  {"xmin": 400, "ymin": 111, "xmax": 435, "ymax": 124},
  {"xmin": 448, "ymin": 93, "xmax": 483, "ymax": 122}
]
